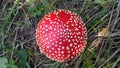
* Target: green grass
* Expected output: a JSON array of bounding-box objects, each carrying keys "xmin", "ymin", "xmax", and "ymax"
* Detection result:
[{"xmin": 0, "ymin": 0, "xmax": 120, "ymax": 68}]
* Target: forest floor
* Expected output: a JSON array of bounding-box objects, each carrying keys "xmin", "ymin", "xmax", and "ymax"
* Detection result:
[{"xmin": 0, "ymin": 0, "xmax": 120, "ymax": 68}]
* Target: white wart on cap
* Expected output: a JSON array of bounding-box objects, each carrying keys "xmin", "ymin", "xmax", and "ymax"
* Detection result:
[{"xmin": 36, "ymin": 9, "xmax": 87, "ymax": 62}]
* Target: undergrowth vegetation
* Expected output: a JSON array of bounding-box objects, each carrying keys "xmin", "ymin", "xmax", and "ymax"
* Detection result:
[{"xmin": 0, "ymin": 0, "xmax": 120, "ymax": 68}]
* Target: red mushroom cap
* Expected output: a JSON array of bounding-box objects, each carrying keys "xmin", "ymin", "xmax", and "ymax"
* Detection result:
[{"xmin": 36, "ymin": 9, "xmax": 87, "ymax": 62}]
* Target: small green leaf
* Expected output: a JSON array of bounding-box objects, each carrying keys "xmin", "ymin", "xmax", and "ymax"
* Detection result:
[
  {"xmin": 18, "ymin": 60, "xmax": 26, "ymax": 68},
  {"xmin": 0, "ymin": 57, "xmax": 8, "ymax": 68},
  {"xmin": 18, "ymin": 49, "xmax": 28, "ymax": 68},
  {"xmin": 86, "ymin": 14, "xmax": 90, "ymax": 19},
  {"xmin": 9, "ymin": 59, "xmax": 15, "ymax": 65},
  {"xmin": 30, "ymin": 0, "xmax": 35, "ymax": 3},
  {"xmin": 28, "ymin": 5, "xmax": 44, "ymax": 17},
  {"xmin": 7, "ymin": 59, "xmax": 17, "ymax": 68},
  {"xmin": 27, "ymin": 50, "xmax": 34, "ymax": 56},
  {"xmin": 36, "ymin": 11, "xmax": 42, "ymax": 15},
  {"xmin": 95, "ymin": 0, "xmax": 105, "ymax": 5},
  {"xmin": 95, "ymin": 0, "xmax": 116, "ymax": 6},
  {"xmin": 6, "ymin": 63, "xmax": 17, "ymax": 68},
  {"xmin": 85, "ymin": 0, "xmax": 92, "ymax": 2},
  {"xmin": 18, "ymin": 49, "xmax": 27, "ymax": 60}
]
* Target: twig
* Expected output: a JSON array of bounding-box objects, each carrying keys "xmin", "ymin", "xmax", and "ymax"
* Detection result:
[
  {"xmin": 10, "ymin": 26, "xmax": 19, "ymax": 59},
  {"xmin": 111, "ymin": 1, "xmax": 120, "ymax": 32},
  {"xmin": 98, "ymin": 48, "xmax": 120, "ymax": 68}
]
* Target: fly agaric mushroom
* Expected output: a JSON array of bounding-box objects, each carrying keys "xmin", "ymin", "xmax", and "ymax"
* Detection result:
[{"xmin": 36, "ymin": 9, "xmax": 87, "ymax": 62}]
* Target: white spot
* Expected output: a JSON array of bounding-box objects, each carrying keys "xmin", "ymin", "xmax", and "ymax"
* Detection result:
[
  {"xmin": 71, "ymin": 24, "xmax": 74, "ymax": 26},
  {"xmin": 60, "ymin": 32, "xmax": 63, "ymax": 34},
  {"xmin": 58, "ymin": 48, "xmax": 60, "ymax": 50},
  {"xmin": 66, "ymin": 25, "xmax": 69, "ymax": 28},
  {"xmin": 74, "ymin": 35, "xmax": 77, "ymax": 38},
  {"xmin": 66, "ymin": 22, "xmax": 69, "ymax": 24},
  {"xmin": 60, "ymin": 35, "xmax": 62, "ymax": 38},
  {"xmin": 50, "ymin": 39, "xmax": 52, "ymax": 42},
  {"xmin": 42, "ymin": 31, "xmax": 45, "ymax": 34},
  {"xmin": 55, "ymin": 51, "xmax": 57, "ymax": 53},
  {"xmin": 49, "ymin": 50, "xmax": 52, "ymax": 52},
  {"xmin": 52, "ymin": 53, "xmax": 54, "ymax": 56},
  {"xmin": 56, "ymin": 22, "xmax": 59, "ymax": 24},
  {"xmin": 80, "ymin": 37, "xmax": 83, "ymax": 39},
  {"xmin": 66, "ymin": 46, "xmax": 70, "ymax": 50},
  {"xmin": 78, "ymin": 32, "xmax": 81, "ymax": 34},
  {"xmin": 71, "ymin": 56, "xmax": 73, "ymax": 59},
  {"xmin": 64, "ymin": 33, "xmax": 67, "ymax": 35},
  {"xmin": 79, "ymin": 49, "xmax": 81, "ymax": 51},
  {"xmin": 53, "ymin": 38, "xmax": 55, "ymax": 41},
  {"xmin": 74, "ymin": 42, "xmax": 77, "ymax": 45},
  {"xmin": 63, "ymin": 39, "xmax": 65, "ymax": 42},
  {"xmin": 68, "ymin": 39, "xmax": 71, "ymax": 42},
  {"xmin": 68, "ymin": 54, "xmax": 70, "ymax": 57},
  {"xmin": 49, "ymin": 26, "xmax": 52, "ymax": 30},
  {"xmin": 48, "ymin": 33, "xmax": 51, "ymax": 35},
  {"xmin": 55, "ymin": 44, "xmax": 58, "ymax": 47},
  {"xmin": 45, "ymin": 34, "xmax": 47, "ymax": 37},
  {"xmin": 45, "ymin": 25, "xmax": 48, "ymax": 27},
  {"xmin": 54, "ymin": 22, "xmax": 56, "ymax": 24},
  {"xmin": 71, "ymin": 48, "xmax": 74, "ymax": 51},
  {"xmin": 40, "ymin": 26, "xmax": 42, "ymax": 29},
  {"xmin": 79, "ymin": 25, "xmax": 81, "ymax": 28},
  {"xmin": 70, "ymin": 43, "xmax": 72, "ymax": 47},
  {"xmin": 57, "ymin": 30, "xmax": 60, "ymax": 32},
  {"xmin": 75, "ymin": 47, "xmax": 77, "ymax": 49},
  {"xmin": 66, "ymin": 38, "xmax": 68, "ymax": 41},
  {"xmin": 61, "ymin": 51, "xmax": 64, "ymax": 54},
  {"xmin": 57, "ymin": 33, "xmax": 59, "ymax": 36},
  {"xmin": 52, "ymin": 48, "xmax": 54, "ymax": 50},
  {"xmin": 55, "ymin": 41, "xmax": 58, "ymax": 43},
  {"xmin": 71, "ymin": 36, "xmax": 73, "ymax": 38},
  {"xmin": 67, "ymin": 35, "xmax": 70, "ymax": 38},
  {"xmin": 78, "ymin": 45, "xmax": 80, "ymax": 47},
  {"xmin": 58, "ymin": 57, "xmax": 60, "ymax": 60},
  {"xmin": 62, "ymin": 46, "xmax": 65, "ymax": 49},
  {"xmin": 55, "ymin": 18, "xmax": 57, "ymax": 20},
  {"xmin": 54, "ymin": 28, "xmax": 56, "ymax": 31},
  {"xmin": 58, "ymin": 54, "xmax": 61, "ymax": 56},
  {"xmin": 72, "ymin": 39, "xmax": 75, "ymax": 42},
  {"xmin": 73, "ymin": 52, "xmax": 75, "ymax": 55},
  {"xmin": 68, "ymin": 51, "xmax": 70, "ymax": 53},
  {"xmin": 64, "ymin": 29, "xmax": 66, "ymax": 32},
  {"xmin": 47, "ymin": 46, "xmax": 49, "ymax": 48},
  {"xmin": 60, "ymin": 29, "xmax": 63, "ymax": 31},
  {"xmin": 57, "ymin": 37, "xmax": 59, "ymax": 39},
  {"xmin": 50, "ymin": 22, "xmax": 52, "ymax": 24}
]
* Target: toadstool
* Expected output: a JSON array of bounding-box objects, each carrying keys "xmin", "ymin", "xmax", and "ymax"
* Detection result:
[{"xmin": 36, "ymin": 9, "xmax": 87, "ymax": 62}]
